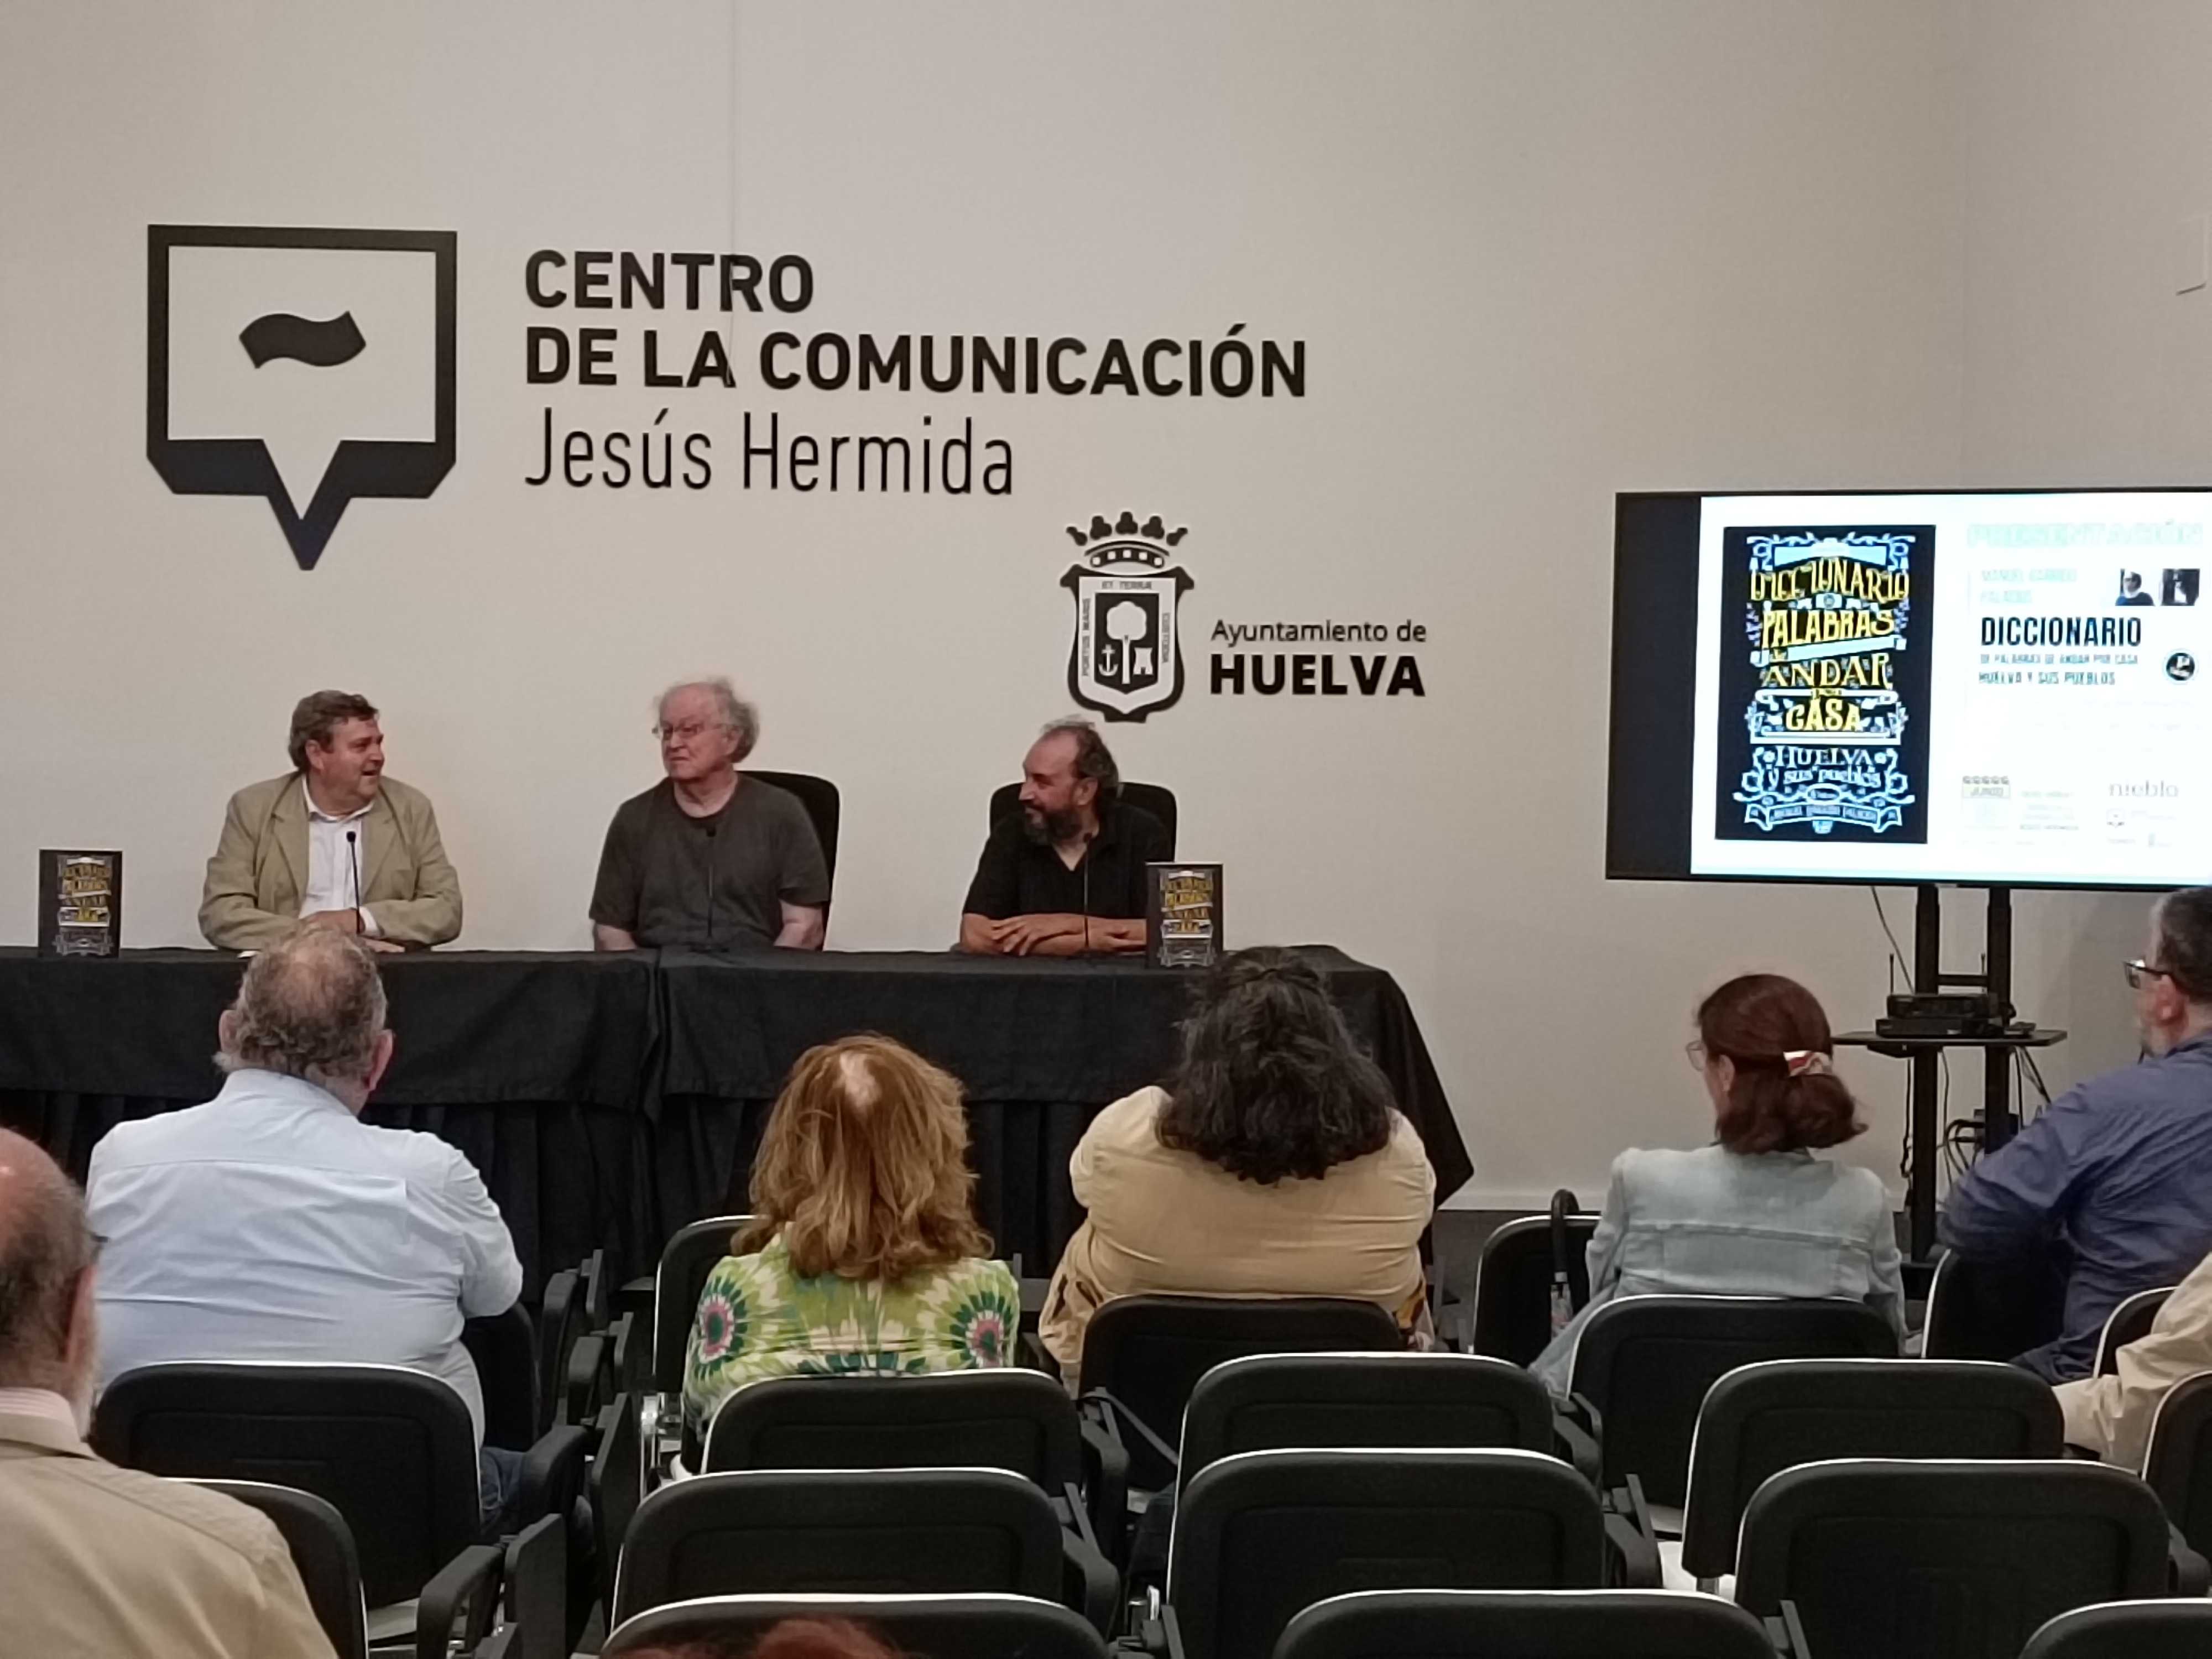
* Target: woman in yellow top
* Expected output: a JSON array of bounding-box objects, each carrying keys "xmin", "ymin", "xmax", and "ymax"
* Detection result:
[
  {"xmin": 1040, "ymin": 948, "xmax": 1437, "ymax": 1372},
  {"xmin": 682, "ymin": 1035, "xmax": 1019, "ymax": 1440}
]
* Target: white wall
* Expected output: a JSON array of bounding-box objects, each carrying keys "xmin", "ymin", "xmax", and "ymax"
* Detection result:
[{"xmin": 0, "ymin": 3, "xmax": 1993, "ymax": 1206}]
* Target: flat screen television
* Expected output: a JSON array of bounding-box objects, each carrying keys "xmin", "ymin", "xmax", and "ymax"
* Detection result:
[{"xmin": 1608, "ymin": 489, "xmax": 2209, "ymax": 888}]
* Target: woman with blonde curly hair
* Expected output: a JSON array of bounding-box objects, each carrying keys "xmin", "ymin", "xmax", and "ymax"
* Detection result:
[{"xmin": 683, "ymin": 1035, "xmax": 1018, "ymax": 1438}]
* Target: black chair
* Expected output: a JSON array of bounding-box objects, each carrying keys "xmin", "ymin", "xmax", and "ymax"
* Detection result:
[
  {"xmin": 462, "ymin": 1301, "xmax": 541, "ymax": 1453},
  {"xmin": 97, "ymin": 1362, "xmax": 490, "ymax": 1610},
  {"xmin": 2144, "ymin": 1370, "xmax": 2212, "ymax": 1562},
  {"xmin": 603, "ymin": 1593, "xmax": 1112, "ymax": 1659},
  {"xmin": 611, "ymin": 1468, "xmax": 1068, "ymax": 1626},
  {"xmin": 699, "ymin": 1370, "xmax": 1118, "ymax": 1630},
  {"xmin": 1075, "ymin": 1295, "xmax": 1401, "ymax": 1502},
  {"xmin": 536, "ymin": 1267, "xmax": 588, "ymax": 1436},
  {"xmin": 1735, "ymin": 1460, "xmax": 2188, "ymax": 1659},
  {"xmin": 1275, "ymin": 1588, "xmax": 1781, "ymax": 1659},
  {"xmin": 987, "ymin": 780, "xmax": 1177, "ymax": 853},
  {"xmin": 653, "ymin": 1214, "xmax": 753, "ymax": 1397},
  {"xmin": 499, "ymin": 1512, "xmax": 567, "ymax": 1659},
  {"xmin": 750, "ymin": 770, "xmax": 841, "ymax": 896},
  {"xmin": 1465, "ymin": 1199, "xmax": 1597, "ymax": 1366},
  {"xmin": 1161, "ymin": 1448, "xmax": 1619, "ymax": 1659},
  {"xmin": 2021, "ymin": 1599, "xmax": 2212, "ymax": 1659},
  {"xmin": 589, "ymin": 1392, "xmax": 648, "ymax": 1622},
  {"xmin": 1556, "ymin": 1295, "xmax": 1898, "ymax": 1511},
  {"xmin": 2095, "ymin": 1287, "xmax": 2177, "ymax": 1376},
  {"xmin": 1177, "ymin": 1351, "xmax": 1554, "ymax": 1492},
  {"xmin": 1922, "ymin": 1247, "xmax": 2068, "ymax": 1363},
  {"xmin": 193, "ymin": 1479, "xmax": 369, "ymax": 1659},
  {"xmin": 1678, "ymin": 1358, "xmax": 2065, "ymax": 1586}
]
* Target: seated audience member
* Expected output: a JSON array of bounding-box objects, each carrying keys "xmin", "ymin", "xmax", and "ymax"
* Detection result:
[
  {"xmin": 200, "ymin": 688, "xmax": 462, "ymax": 952},
  {"xmin": 2054, "ymin": 1240, "xmax": 2212, "ymax": 1469},
  {"xmin": 0, "ymin": 1130, "xmax": 335, "ymax": 1658},
  {"xmin": 682, "ymin": 1036, "xmax": 1019, "ymax": 1439},
  {"xmin": 1039, "ymin": 948, "xmax": 1436, "ymax": 1370},
  {"xmin": 1941, "ymin": 887, "xmax": 2212, "ymax": 1381},
  {"xmin": 591, "ymin": 677, "xmax": 830, "ymax": 952},
  {"xmin": 1530, "ymin": 973, "xmax": 1904, "ymax": 1399},
  {"xmin": 959, "ymin": 716, "xmax": 1169, "ymax": 957},
  {"xmin": 86, "ymin": 930, "xmax": 525, "ymax": 1527},
  {"xmin": 618, "ymin": 1618, "xmax": 904, "ymax": 1659}
]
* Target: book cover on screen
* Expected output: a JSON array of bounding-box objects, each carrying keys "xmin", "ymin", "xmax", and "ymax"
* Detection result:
[
  {"xmin": 1714, "ymin": 525, "xmax": 1937, "ymax": 843},
  {"xmin": 1147, "ymin": 863, "xmax": 1223, "ymax": 969},
  {"xmin": 39, "ymin": 849, "xmax": 123, "ymax": 957}
]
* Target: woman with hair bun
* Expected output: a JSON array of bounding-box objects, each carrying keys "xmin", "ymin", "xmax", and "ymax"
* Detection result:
[{"xmin": 1530, "ymin": 973, "xmax": 1904, "ymax": 1398}]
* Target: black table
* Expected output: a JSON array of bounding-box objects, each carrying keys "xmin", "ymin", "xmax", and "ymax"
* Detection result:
[{"xmin": 0, "ymin": 945, "xmax": 1467, "ymax": 1292}]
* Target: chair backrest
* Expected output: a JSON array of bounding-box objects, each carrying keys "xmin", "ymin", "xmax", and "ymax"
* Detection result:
[
  {"xmin": 2144, "ymin": 1370, "xmax": 2212, "ymax": 1561},
  {"xmin": 192, "ymin": 1479, "xmax": 369, "ymax": 1659},
  {"xmin": 500, "ymin": 1512, "xmax": 567, "ymax": 1659},
  {"xmin": 1922, "ymin": 1248, "xmax": 2068, "ymax": 1363},
  {"xmin": 1178, "ymin": 1352, "xmax": 1553, "ymax": 1492},
  {"xmin": 1678, "ymin": 1358, "xmax": 2065, "ymax": 1580},
  {"xmin": 604, "ymin": 1593, "xmax": 1112, "ymax": 1659},
  {"xmin": 612, "ymin": 1467, "xmax": 1066, "ymax": 1625},
  {"xmin": 2021, "ymin": 1599, "xmax": 2212, "ymax": 1659},
  {"xmin": 703, "ymin": 1371, "xmax": 1084, "ymax": 1493},
  {"xmin": 537, "ymin": 1267, "xmax": 587, "ymax": 1434},
  {"xmin": 589, "ymin": 1392, "xmax": 646, "ymax": 1618},
  {"xmin": 986, "ymin": 780, "xmax": 1177, "ymax": 853},
  {"xmin": 1275, "ymin": 1588, "xmax": 1781, "ymax": 1659},
  {"xmin": 2095, "ymin": 1286, "xmax": 2177, "ymax": 1376},
  {"xmin": 748, "ymin": 770, "xmax": 841, "ymax": 896},
  {"xmin": 1467, "ymin": 1211, "xmax": 1599, "ymax": 1366},
  {"xmin": 462, "ymin": 1300, "xmax": 540, "ymax": 1451},
  {"xmin": 97, "ymin": 1361, "xmax": 481, "ymax": 1608},
  {"xmin": 1167, "ymin": 1448, "xmax": 1606, "ymax": 1659},
  {"xmin": 655, "ymin": 1213, "xmax": 754, "ymax": 1395},
  {"xmin": 1735, "ymin": 1459, "xmax": 2175, "ymax": 1659},
  {"xmin": 1078, "ymin": 1295, "xmax": 1400, "ymax": 1490},
  {"xmin": 1563, "ymin": 1295, "xmax": 1899, "ymax": 1508}
]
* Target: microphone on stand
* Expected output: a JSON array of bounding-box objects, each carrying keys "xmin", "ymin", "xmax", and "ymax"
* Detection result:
[{"xmin": 346, "ymin": 828, "xmax": 364, "ymax": 935}]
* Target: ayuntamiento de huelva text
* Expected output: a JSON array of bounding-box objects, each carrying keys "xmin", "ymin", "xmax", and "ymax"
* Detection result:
[{"xmin": 519, "ymin": 249, "xmax": 1307, "ymax": 495}]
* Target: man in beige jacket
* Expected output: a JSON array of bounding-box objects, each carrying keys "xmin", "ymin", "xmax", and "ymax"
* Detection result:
[
  {"xmin": 2055, "ymin": 1246, "xmax": 2212, "ymax": 1471},
  {"xmin": 0, "ymin": 1128, "xmax": 334, "ymax": 1658},
  {"xmin": 200, "ymin": 689, "xmax": 462, "ymax": 951}
]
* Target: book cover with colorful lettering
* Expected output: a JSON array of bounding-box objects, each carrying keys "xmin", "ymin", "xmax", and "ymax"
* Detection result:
[
  {"xmin": 1714, "ymin": 525, "xmax": 1936, "ymax": 843},
  {"xmin": 1146, "ymin": 862, "xmax": 1223, "ymax": 969},
  {"xmin": 39, "ymin": 849, "xmax": 123, "ymax": 957}
]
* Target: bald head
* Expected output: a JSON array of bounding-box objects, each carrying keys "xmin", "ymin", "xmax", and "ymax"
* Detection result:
[
  {"xmin": 218, "ymin": 930, "xmax": 392, "ymax": 1109},
  {"xmin": 0, "ymin": 1129, "xmax": 97, "ymax": 1394}
]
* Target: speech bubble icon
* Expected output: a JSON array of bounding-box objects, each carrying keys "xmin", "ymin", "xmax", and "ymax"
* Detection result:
[{"xmin": 148, "ymin": 226, "xmax": 456, "ymax": 570}]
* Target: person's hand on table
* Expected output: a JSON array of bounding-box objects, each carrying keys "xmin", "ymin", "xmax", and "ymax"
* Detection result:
[
  {"xmin": 300, "ymin": 909, "xmax": 361, "ymax": 935},
  {"xmin": 989, "ymin": 914, "xmax": 1077, "ymax": 956},
  {"xmin": 362, "ymin": 938, "xmax": 404, "ymax": 954}
]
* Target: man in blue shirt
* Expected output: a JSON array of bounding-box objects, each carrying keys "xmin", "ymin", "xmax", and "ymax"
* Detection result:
[{"xmin": 1940, "ymin": 888, "xmax": 2212, "ymax": 1381}]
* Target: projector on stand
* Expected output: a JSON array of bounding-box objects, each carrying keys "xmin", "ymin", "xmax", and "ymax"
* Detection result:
[{"xmin": 1875, "ymin": 992, "xmax": 2020, "ymax": 1040}]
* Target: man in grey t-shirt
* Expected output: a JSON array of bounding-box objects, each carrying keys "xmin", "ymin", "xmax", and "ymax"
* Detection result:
[{"xmin": 589, "ymin": 679, "xmax": 829, "ymax": 951}]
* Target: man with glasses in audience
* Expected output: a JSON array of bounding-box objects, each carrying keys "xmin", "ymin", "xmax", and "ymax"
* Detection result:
[
  {"xmin": 1940, "ymin": 887, "xmax": 2212, "ymax": 1382},
  {"xmin": 0, "ymin": 1130, "xmax": 335, "ymax": 1656},
  {"xmin": 589, "ymin": 678, "xmax": 829, "ymax": 951}
]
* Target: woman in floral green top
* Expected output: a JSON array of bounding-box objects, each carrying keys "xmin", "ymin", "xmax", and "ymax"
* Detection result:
[{"xmin": 683, "ymin": 1035, "xmax": 1019, "ymax": 1439}]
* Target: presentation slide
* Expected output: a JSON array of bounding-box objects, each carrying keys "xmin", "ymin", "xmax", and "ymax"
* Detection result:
[{"xmin": 1687, "ymin": 492, "xmax": 2209, "ymax": 885}]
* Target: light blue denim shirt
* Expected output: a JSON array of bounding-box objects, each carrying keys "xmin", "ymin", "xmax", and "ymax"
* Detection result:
[{"xmin": 1531, "ymin": 1142, "xmax": 1905, "ymax": 1399}]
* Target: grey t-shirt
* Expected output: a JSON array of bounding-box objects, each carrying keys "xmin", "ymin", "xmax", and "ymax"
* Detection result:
[{"xmin": 589, "ymin": 776, "xmax": 830, "ymax": 949}]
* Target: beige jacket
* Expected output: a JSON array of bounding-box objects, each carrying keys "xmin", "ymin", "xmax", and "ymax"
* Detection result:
[
  {"xmin": 1040, "ymin": 1085, "xmax": 1435, "ymax": 1369},
  {"xmin": 0, "ymin": 1407, "xmax": 336, "ymax": 1659},
  {"xmin": 2054, "ymin": 1247, "xmax": 2212, "ymax": 1471},
  {"xmin": 200, "ymin": 773, "xmax": 462, "ymax": 950}
]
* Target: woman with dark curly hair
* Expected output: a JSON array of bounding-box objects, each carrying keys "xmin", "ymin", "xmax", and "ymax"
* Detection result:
[
  {"xmin": 1039, "ymin": 948, "xmax": 1436, "ymax": 1370},
  {"xmin": 1530, "ymin": 973, "xmax": 1905, "ymax": 1398}
]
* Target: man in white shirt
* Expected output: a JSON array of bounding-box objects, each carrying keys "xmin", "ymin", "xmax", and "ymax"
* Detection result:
[
  {"xmin": 200, "ymin": 689, "xmax": 463, "ymax": 952},
  {"xmin": 0, "ymin": 1129, "xmax": 335, "ymax": 1659},
  {"xmin": 87, "ymin": 930, "xmax": 523, "ymax": 1523}
]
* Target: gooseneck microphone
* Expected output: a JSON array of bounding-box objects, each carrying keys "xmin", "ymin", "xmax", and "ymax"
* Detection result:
[
  {"xmin": 705, "ymin": 821, "xmax": 718, "ymax": 949},
  {"xmin": 346, "ymin": 828, "xmax": 363, "ymax": 933}
]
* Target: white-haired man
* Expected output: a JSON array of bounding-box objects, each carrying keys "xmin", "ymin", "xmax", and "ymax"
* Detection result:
[
  {"xmin": 0, "ymin": 1129, "xmax": 335, "ymax": 1657},
  {"xmin": 589, "ymin": 678, "xmax": 830, "ymax": 951},
  {"xmin": 87, "ymin": 930, "xmax": 525, "ymax": 1528}
]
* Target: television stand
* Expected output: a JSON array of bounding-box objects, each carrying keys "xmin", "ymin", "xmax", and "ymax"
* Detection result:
[{"xmin": 1831, "ymin": 883, "xmax": 2065, "ymax": 1263}]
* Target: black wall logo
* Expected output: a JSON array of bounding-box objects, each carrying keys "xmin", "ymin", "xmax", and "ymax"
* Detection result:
[
  {"xmin": 147, "ymin": 225, "xmax": 457, "ymax": 570},
  {"xmin": 1061, "ymin": 512, "xmax": 1194, "ymax": 721}
]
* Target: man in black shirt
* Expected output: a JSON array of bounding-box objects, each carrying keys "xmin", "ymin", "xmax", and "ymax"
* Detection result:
[
  {"xmin": 959, "ymin": 718, "xmax": 1168, "ymax": 956},
  {"xmin": 589, "ymin": 680, "xmax": 829, "ymax": 951}
]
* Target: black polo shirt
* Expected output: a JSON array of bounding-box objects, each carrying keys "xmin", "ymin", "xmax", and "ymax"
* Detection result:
[{"xmin": 961, "ymin": 803, "xmax": 1170, "ymax": 921}]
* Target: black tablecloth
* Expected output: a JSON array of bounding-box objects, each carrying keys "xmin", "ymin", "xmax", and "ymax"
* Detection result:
[{"xmin": 0, "ymin": 945, "xmax": 1466, "ymax": 1291}]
